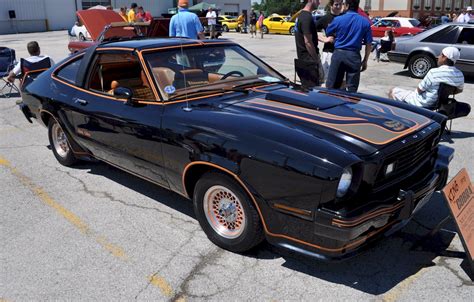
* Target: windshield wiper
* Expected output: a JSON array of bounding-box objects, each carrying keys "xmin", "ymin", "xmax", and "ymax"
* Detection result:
[{"xmin": 231, "ymin": 78, "xmax": 290, "ymax": 90}]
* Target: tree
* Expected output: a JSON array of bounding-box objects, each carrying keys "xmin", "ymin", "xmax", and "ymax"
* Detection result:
[{"xmin": 252, "ymin": 0, "xmax": 303, "ymax": 15}]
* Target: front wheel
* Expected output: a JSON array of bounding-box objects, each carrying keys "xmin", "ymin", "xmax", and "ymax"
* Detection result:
[
  {"xmin": 193, "ymin": 172, "xmax": 264, "ymax": 252},
  {"xmin": 408, "ymin": 54, "xmax": 435, "ymax": 78},
  {"xmin": 48, "ymin": 119, "xmax": 78, "ymax": 166},
  {"xmin": 289, "ymin": 26, "xmax": 295, "ymax": 35},
  {"xmin": 223, "ymin": 25, "xmax": 229, "ymax": 32},
  {"xmin": 262, "ymin": 25, "xmax": 269, "ymax": 34}
]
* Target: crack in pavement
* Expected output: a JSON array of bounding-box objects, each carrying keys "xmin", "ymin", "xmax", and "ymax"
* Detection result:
[{"xmin": 170, "ymin": 248, "xmax": 224, "ymax": 301}]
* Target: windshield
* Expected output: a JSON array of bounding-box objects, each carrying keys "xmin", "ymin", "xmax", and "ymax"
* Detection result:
[
  {"xmin": 409, "ymin": 19, "xmax": 421, "ymax": 27},
  {"xmin": 144, "ymin": 45, "xmax": 284, "ymax": 100}
]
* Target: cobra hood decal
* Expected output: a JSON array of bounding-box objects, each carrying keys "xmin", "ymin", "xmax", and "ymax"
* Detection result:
[{"xmin": 236, "ymin": 90, "xmax": 431, "ymax": 145}]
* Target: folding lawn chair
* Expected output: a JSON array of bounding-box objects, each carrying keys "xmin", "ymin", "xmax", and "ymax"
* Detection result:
[{"xmin": 0, "ymin": 47, "xmax": 20, "ymax": 98}]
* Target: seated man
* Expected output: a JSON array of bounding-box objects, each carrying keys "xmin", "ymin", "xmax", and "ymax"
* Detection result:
[
  {"xmin": 7, "ymin": 41, "xmax": 54, "ymax": 83},
  {"xmin": 389, "ymin": 47, "xmax": 464, "ymax": 108}
]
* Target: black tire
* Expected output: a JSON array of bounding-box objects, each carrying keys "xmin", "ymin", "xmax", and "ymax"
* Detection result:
[
  {"xmin": 289, "ymin": 26, "xmax": 295, "ymax": 35},
  {"xmin": 223, "ymin": 25, "xmax": 229, "ymax": 32},
  {"xmin": 193, "ymin": 172, "xmax": 264, "ymax": 252},
  {"xmin": 48, "ymin": 119, "xmax": 78, "ymax": 166},
  {"xmin": 408, "ymin": 53, "xmax": 435, "ymax": 79},
  {"xmin": 79, "ymin": 33, "xmax": 85, "ymax": 41},
  {"xmin": 262, "ymin": 25, "xmax": 269, "ymax": 34}
]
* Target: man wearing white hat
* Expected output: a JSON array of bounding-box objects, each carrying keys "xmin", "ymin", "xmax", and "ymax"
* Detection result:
[
  {"xmin": 389, "ymin": 47, "xmax": 464, "ymax": 108},
  {"xmin": 456, "ymin": 6, "xmax": 472, "ymax": 23}
]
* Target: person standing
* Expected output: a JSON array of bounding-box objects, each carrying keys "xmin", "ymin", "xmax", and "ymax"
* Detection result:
[
  {"xmin": 127, "ymin": 3, "xmax": 138, "ymax": 23},
  {"xmin": 169, "ymin": 0, "xmax": 204, "ymax": 40},
  {"xmin": 315, "ymin": 0, "xmax": 343, "ymax": 84},
  {"xmin": 389, "ymin": 47, "xmax": 464, "ymax": 109},
  {"xmin": 258, "ymin": 11, "xmax": 265, "ymax": 39},
  {"xmin": 206, "ymin": 7, "xmax": 217, "ymax": 39},
  {"xmin": 325, "ymin": 0, "xmax": 373, "ymax": 92},
  {"xmin": 294, "ymin": 0, "xmax": 325, "ymax": 88},
  {"xmin": 441, "ymin": 13, "xmax": 451, "ymax": 24},
  {"xmin": 119, "ymin": 7, "xmax": 128, "ymax": 22},
  {"xmin": 237, "ymin": 11, "xmax": 245, "ymax": 33},
  {"xmin": 137, "ymin": 6, "xmax": 153, "ymax": 23},
  {"xmin": 249, "ymin": 9, "xmax": 257, "ymax": 38}
]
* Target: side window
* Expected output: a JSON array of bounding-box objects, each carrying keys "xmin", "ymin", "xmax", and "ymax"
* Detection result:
[
  {"xmin": 394, "ymin": 21, "xmax": 401, "ymax": 28},
  {"xmin": 87, "ymin": 52, "xmax": 155, "ymax": 101},
  {"xmin": 422, "ymin": 26, "xmax": 459, "ymax": 44},
  {"xmin": 56, "ymin": 56, "xmax": 83, "ymax": 84},
  {"xmin": 456, "ymin": 28, "xmax": 474, "ymax": 45}
]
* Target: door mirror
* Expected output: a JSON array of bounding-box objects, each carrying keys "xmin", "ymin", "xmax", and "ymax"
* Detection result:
[{"xmin": 114, "ymin": 87, "xmax": 134, "ymax": 105}]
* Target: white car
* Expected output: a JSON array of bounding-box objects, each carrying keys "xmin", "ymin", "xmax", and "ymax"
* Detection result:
[{"xmin": 70, "ymin": 23, "xmax": 91, "ymax": 41}]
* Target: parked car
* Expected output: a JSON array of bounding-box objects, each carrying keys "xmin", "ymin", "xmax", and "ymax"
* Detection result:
[
  {"xmin": 18, "ymin": 38, "xmax": 452, "ymax": 260},
  {"xmin": 388, "ymin": 22, "xmax": 474, "ymax": 78},
  {"xmin": 371, "ymin": 17, "xmax": 424, "ymax": 37},
  {"xmin": 218, "ymin": 15, "xmax": 238, "ymax": 32},
  {"xmin": 262, "ymin": 14, "xmax": 297, "ymax": 35},
  {"xmin": 70, "ymin": 22, "xmax": 91, "ymax": 41}
]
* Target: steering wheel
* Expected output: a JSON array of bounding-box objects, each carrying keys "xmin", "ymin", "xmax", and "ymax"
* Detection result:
[{"xmin": 221, "ymin": 70, "xmax": 244, "ymax": 80}]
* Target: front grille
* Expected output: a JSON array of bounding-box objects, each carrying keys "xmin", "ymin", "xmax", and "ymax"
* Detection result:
[{"xmin": 375, "ymin": 129, "xmax": 439, "ymax": 188}]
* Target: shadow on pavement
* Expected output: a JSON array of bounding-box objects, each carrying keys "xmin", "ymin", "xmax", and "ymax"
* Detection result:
[{"xmin": 69, "ymin": 160, "xmax": 470, "ymax": 293}]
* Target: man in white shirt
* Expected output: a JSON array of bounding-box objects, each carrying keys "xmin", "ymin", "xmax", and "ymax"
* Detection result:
[
  {"xmin": 456, "ymin": 7, "xmax": 472, "ymax": 23},
  {"xmin": 206, "ymin": 7, "xmax": 217, "ymax": 39},
  {"xmin": 389, "ymin": 47, "xmax": 464, "ymax": 108},
  {"xmin": 7, "ymin": 41, "xmax": 54, "ymax": 83}
]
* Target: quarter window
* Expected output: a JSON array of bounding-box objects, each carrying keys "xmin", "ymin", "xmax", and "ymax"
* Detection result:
[
  {"xmin": 87, "ymin": 53, "xmax": 155, "ymax": 101},
  {"xmin": 421, "ymin": 25, "xmax": 459, "ymax": 44},
  {"xmin": 56, "ymin": 56, "xmax": 83, "ymax": 84}
]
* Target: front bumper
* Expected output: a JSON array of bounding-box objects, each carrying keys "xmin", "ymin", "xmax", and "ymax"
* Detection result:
[
  {"xmin": 387, "ymin": 51, "xmax": 408, "ymax": 65},
  {"xmin": 268, "ymin": 145, "xmax": 453, "ymax": 261}
]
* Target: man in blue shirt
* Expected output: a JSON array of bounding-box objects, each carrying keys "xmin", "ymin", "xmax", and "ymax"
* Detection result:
[
  {"xmin": 169, "ymin": 0, "xmax": 204, "ymax": 40},
  {"xmin": 325, "ymin": 0, "xmax": 373, "ymax": 92}
]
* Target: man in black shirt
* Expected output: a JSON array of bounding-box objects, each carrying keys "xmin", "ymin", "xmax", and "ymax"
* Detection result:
[
  {"xmin": 295, "ymin": 0, "xmax": 327, "ymax": 88},
  {"xmin": 249, "ymin": 9, "xmax": 257, "ymax": 38},
  {"xmin": 315, "ymin": 0, "xmax": 343, "ymax": 84}
]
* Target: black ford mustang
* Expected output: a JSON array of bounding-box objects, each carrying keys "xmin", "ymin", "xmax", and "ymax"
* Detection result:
[{"xmin": 19, "ymin": 38, "xmax": 453, "ymax": 260}]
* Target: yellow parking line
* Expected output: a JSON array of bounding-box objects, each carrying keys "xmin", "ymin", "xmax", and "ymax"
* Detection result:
[
  {"xmin": 381, "ymin": 268, "xmax": 427, "ymax": 302},
  {"xmin": 2, "ymin": 155, "xmax": 175, "ymax": 297},
  {"xmin": 0, "ymin": 156, "xmax": 127, "ymax": 260},
  {"xmin": 148, "ymin": 274, "xmax": 174, "ymax": 297}
]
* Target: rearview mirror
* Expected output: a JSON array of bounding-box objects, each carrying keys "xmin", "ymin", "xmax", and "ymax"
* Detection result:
[{"xmin": 114, "ymin": 87, "xmax": 135, "ymax": 105}]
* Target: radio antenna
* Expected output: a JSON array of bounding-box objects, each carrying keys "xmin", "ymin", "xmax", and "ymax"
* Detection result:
[{"xmin": 176, "ymin": 8, "xmax": 192, "ymax": 112}]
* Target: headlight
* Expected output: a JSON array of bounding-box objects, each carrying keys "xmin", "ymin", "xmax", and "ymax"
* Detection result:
[{"xmin": 336, "ymin": 167, "xmax": 353, "ymax": 198}]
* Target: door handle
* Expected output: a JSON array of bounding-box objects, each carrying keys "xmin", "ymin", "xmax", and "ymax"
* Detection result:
[{"xmin": 74, "ymin": 98, "xmax": 88, "ymax": 106}]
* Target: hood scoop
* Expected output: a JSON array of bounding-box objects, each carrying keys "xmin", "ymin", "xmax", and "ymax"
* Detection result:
[{"xmin": 266, "ymin": 89, "xmax": 346, "ymax": 110}]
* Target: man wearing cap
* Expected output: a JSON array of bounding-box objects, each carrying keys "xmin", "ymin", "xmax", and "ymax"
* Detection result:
[
  {"xmin": 456, "ymin": 7, "xmax": 472, "ymax": 23},
  {"xmin": 169, "ymin": 0, "xmax": 204, "ymax": 40},
  {"xmin": 389, "ymin": 47, "xmax": 464, "ymax": 108}
]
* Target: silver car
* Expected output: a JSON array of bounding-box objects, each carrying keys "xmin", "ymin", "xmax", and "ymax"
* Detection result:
[{"xmin": 388, "ymin": 22, "xmax": 474, "ymax": 78}]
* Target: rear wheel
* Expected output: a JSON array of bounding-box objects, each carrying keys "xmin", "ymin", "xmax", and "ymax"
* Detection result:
[
  {"xmin": 78, "ymin": 33, "xmax": 85, "ymax": 41},
  {"xmin": 408, "ymin": 54, "xmax": 435, "ymax": 78},
  {"xmin": 48, "ymin": 119, "xmax": 77, "ymax": 166},
  {"xmin": 193, "ymin": 172, "xmax": 264, "ymax": 252},
  {"xmin": 262, "ymin": 25, "xmax": 269, "ymax": 34},
  {"xmin": 223, "ymin": 25, "xmax": 229, "ymax": 32}
]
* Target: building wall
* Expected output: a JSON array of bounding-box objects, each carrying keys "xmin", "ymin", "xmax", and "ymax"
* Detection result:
[{"xmin": 0, "ymin": 0, "xmax": 79, "ymax": 34}]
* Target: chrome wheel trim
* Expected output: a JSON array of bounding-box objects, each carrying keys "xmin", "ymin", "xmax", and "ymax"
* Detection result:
[
  {"xmin": 203, "ymin": 185, "xmax": 246, "ymax": 239},
  {"xmin": 52, "ymin": 122, "xmax": 70, "ymax": 158},
  {"xmin": 412, "ymin": 57, "xmax": 431, "ymax": 78}
]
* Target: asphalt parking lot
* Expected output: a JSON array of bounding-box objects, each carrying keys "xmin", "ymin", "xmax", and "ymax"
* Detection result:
[{"xmin": 1, "ymin": 30, "xmax": 473, "ymax": 301}]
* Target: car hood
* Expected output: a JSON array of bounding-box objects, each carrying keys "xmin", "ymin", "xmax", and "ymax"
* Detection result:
[
  {"xmin": 227, "ymin": 88, "xmax": 432, "ymax": 155},
  {"xmin": 76, "ymin": 9, "xmax": 125, "ymax": 41}
]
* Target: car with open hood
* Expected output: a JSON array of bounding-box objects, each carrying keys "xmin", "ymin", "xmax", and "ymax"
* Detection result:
[
  {"xmin": 18, "ymin": 38, "xmax": 453, "ymax": 260},
  {"xmin": 371, "ymin": 17, "xmax": 424, "ymax": 38},
  {"xmin": 262, "ymin": 13, "xmax": 298, "ymax": 35}
]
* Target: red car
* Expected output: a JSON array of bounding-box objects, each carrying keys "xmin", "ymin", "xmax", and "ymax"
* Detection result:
[
  {"xmin": 371, "ymin": 17, "xmax": 424, "ymax": 37},
  {"xmin": 68, "ymin": 10, "xmax": 169, "ymax": 53}
]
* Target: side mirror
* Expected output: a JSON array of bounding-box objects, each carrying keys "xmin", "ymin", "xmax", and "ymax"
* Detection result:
[{"xmin": 114, "ymin": 87, "xmax": 135, "ymax": 105}]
